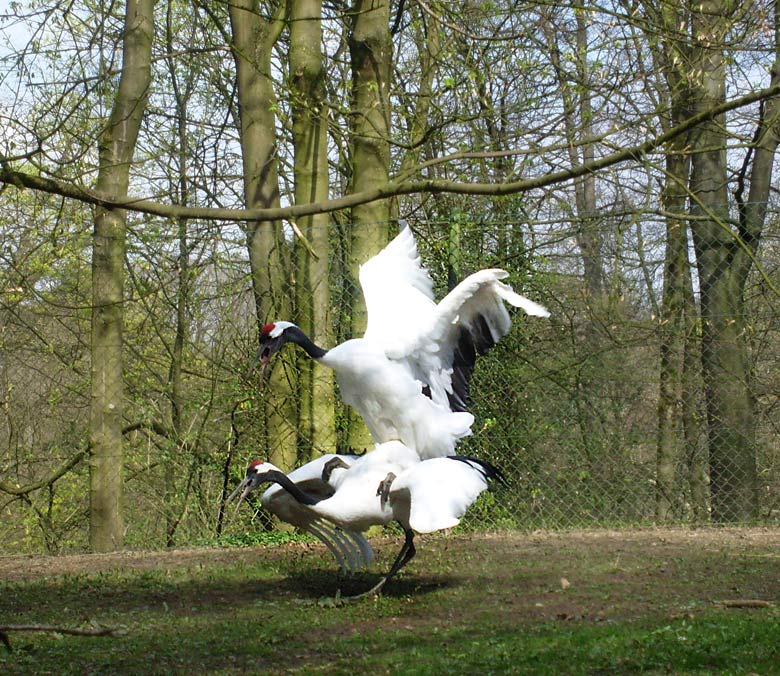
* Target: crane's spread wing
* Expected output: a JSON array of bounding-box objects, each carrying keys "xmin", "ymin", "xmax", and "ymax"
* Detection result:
[
  {"xmin": 388, "ymin": 269, "xmax": 549, "ymax": 412},
  {"xmin": 359, "ymin": 225, "xmax": 435, "ymax": 345}
]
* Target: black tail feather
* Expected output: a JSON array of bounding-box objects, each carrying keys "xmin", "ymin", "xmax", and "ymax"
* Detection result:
[{"xmin": 449, "ymin": 455, "xmax": 509, "ymax": 488}]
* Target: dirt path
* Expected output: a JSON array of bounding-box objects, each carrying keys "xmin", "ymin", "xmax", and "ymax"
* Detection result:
[{"xmin": 1, "ymin": 526, "xmax": 777, "ymax": 585}]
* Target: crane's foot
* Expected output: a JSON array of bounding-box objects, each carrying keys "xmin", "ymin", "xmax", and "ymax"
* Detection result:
[
  {"xmin": 321, "ymin": 457, "xmax": 351, "ymax": 483},
  {"xmin": 338, "ymin": 575, "xmax": 389, "ymax": 603},
  {"xmin": 376, "ymin": 472, "xmax": 396, "ymax": 507}
]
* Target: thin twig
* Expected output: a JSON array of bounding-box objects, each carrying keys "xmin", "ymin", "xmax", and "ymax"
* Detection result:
[
  {"xmin": 288, "ymin": 218, "xmax": 319, "ymax": 259},
  {"xmin": 716, "ymin": 599, "xmax": 775, "ymax": 608}
]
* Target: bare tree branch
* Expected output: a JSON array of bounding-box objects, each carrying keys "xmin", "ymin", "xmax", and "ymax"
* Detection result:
[
  {"xmin": 1, "ymin": 84, "xmax": 777, "ymax": 224},
  {"xmin": 0, "ymin": 450, "xmax": 87, "ymax": 497}
]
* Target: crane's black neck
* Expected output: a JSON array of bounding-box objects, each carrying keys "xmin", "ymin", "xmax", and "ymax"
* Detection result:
[
  {"xmin": 285, "ymin": 326, "xmax": 327, "ymax": 360},
  {"xmin": 263, "ymin": 470, "xmax": 320, "ymax": 506}
]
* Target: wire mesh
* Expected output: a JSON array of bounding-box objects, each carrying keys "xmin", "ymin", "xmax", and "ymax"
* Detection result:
[{"xmin": 2, "ymin": 216, "xmax": 780, "ymax": 554}]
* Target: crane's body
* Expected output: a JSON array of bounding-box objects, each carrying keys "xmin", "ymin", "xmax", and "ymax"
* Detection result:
[
  {"xmin": 320, "ymin": 341, "xmax": 474, "ymax": 459},
  {"xmin": 234, "ymin": 452, "xmax": 374, "ymax": 573},
  {"xmin": 231, "ymin": 440, "xmax": 505, "ymax": 596},
  {"xmin": 255, "ymin": 225, "xmax": 549, "ymax": 459}
]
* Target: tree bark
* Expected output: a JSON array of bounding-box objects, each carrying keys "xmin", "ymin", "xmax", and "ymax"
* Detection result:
[
  {"xmin": 229, "ymin": 0, "xmax": 297, "ymax": 471},
  {"xmin": 89, "ymin": 0, "xmax": 154, "ymax": 552},
  {"xmin": 348, "ymin": 0, "xmax": 392, "ymax": 311},
  {"xmin": 346, "ymin": 0, "xmax": 392, "ymax": 449},
  {"xmin": 650, "ymin": 1, "xmax": 695, "ymax": 522},
  {"xmin": 655, "ymin": 152, "xmax": 690, "ymax": 522},
  {"xmin": 688, "ymin": 0, "xmax": 763, "ymax": 522},
  {"xmin": 290, "ymin": 0, "xmax": 336, "ymax": 458},
  {"xmin": 163, "ymin": 3, "xmax": 193, "ymax": 546},
  {"xmin": 546, "ymin": 4, "xmax": 606, "ymax": 470}
]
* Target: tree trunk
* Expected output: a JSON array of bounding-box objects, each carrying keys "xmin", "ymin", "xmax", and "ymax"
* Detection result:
[
  {"xmin": 570, "ymin": 5, "xmax": 603, "ymax": 300},
  {"xmin": 655, "ymin": 153, "xmax": 689, "ymax": 521},
  {"xmin": 641, "ymin": 0, "xmax": 708, "ymax": 524},
  {"xmin": 229, "ymin": 0, "xmax": 297, "ymax": 471},
  {"xmin": 346, "ymin": 0, "xmax": 392, "ymax": 449},
  {"xmin": 683, "ymin": 293, "xmax": 708, "ymax": 522},
  {"xmin": 163, "ymin": 5, "xmax": 193, "ymax": 546},
  {"xmin": 290, "ymin": 0, "xmax": 336, "ymax": 459},
  {"xmin": 688, "ymin": 0, "xmax": 762, "ymax": 522},
  {"xmin": 89, "ymin": 0, "xmax": 154, "ymax": 552},
  {"xmin": 348, "ymin": 0, "xmax": 392, "ymax": 317}
]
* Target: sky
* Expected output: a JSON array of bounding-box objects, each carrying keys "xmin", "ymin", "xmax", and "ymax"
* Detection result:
[{"xmin": 0, "ymin": 0, "xmax": 33, "ymax": 55}]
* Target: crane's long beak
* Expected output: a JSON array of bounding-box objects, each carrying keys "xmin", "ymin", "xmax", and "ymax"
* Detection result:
[
  {"xmin": 227, "ymin": 476, "xmax": 254, "ymax": 506},
  {"xmin": 228, "ymin": 474, "xmax": 262, "ymax": 521},
  {"xmin": 259, "ymin": 353, "xmax": 271, "ymax": 375},
  {"xmin": 245, "ymin": 344, "xmax": 275, "ymax": 382}
]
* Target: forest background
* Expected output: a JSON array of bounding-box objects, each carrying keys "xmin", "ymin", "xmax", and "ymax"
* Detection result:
[{"xmin": 1, "ymin": 0, "xmax": 779, "ymax": 554}]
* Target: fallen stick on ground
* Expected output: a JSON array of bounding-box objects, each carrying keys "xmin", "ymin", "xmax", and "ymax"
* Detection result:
[
  {"xmin": 0, "ymin": 624, "xmax": 125, "ymax": 652},
  {"xmin": 716, "ymin": 599, "xmax": 775, "ymax": 608}
]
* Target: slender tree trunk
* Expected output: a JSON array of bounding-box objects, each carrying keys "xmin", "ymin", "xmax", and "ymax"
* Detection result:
[
  {"xmin": 546, "ymin": 3, "xmax": 604, "ymax": 298},
  {"xmin": 688, "ymin": 0, "xmax": 760, "ymax": 522},
  {"xmin": 229, "ymin": 0, "xmax": 297, "ymax": 471},
  {"xmin": 163, "ymin": 5, "xmax": 192, "ymax": 546},
  {"xmin": 346, "ymin": 0, "xmax": 392, "ymax": 449},
  {"xmin": 290, "ymin": 0, "xmax": 336, "ymax": 459},
  {"xmin": 683, "ymin": 289, "xmax": 708, "ymax": 522},
  {"xmin": 570, "ymin": 5, "xmax": 603, "ymax": 300},
  {"xmin": 655, "ymin": 153, "xmax": 689, "ymax": 521},
  {"xmin": 89, "ymin": 0, "xmax": 154, "ymax": 552},
  {"xmin": 641, "ymin": 0, "xmax": 709, "ymax": 523},
  {"xmin": 726, "ymin": 6, "xmax": 780, "ymax": 517},
  {"xmin": 547, "ymin": 4, "xmax": 606, "ymax": 470}
]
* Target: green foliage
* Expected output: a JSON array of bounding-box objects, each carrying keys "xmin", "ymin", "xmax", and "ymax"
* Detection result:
[{"xmin": 198, "ymin": 530, "xmax": 312, "ymax": 549}]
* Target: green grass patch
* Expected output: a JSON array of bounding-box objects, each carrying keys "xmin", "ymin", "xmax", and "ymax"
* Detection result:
[{"xmin": 1, "ymin": 529, "xmax": 779, "ymax": 675}]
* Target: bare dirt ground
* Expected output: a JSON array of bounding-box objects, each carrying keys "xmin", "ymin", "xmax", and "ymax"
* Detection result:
[
  {"xmin": 1, "ymin": 526, "xmax": 779, "ymax": 623},
  {"xmin": 1, "ymin": 527, "xmax": 778, "ymax": 581}
]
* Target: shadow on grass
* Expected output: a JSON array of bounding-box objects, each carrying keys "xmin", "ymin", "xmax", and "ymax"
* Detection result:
[
  {"xmin": 1, "ymin": 561, "xmax": 459, "ymax": 624},
  {"xmin": 0, "ymin": 563, "xmax": 462, "ymax": 674},
  {"xmin": 277, "ymin": 568, "xmax": 458, "ymax": 599}
]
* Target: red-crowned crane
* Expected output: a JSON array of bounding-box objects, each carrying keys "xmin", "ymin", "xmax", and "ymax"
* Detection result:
[
  {"xmin": 254, "ymin": 225, "xmax": 549, "ymax": 459},
  {"xmin": 229, "ymin": 452, "xmax": 374, "ymax": 574},
  {"xmin": 230, "ymin": 440, "xmax": 505, "ymax": 598}
]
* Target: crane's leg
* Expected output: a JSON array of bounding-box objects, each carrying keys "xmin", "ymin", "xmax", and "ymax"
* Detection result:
[
  {"xmin": 346, "ymin": 531, "xmax": 375, "ymax": 569},
  {"xmin": 344, "ymin": 528, "xmax": 416, "ymax": 600},
  {"xmin": 305, "ymin": 522, "xmax": 351, "ymax": 574}
]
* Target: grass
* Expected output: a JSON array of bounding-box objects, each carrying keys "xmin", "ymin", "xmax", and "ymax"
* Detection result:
[{"xmin": 1, "ymin": 528, "xmax": 779, "ymax": 675}]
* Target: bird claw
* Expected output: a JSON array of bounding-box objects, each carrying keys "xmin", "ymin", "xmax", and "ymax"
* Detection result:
[
  {"xmin": 376, "ymin": 472, "xmax": 396, "ymax": 507},
  {"xmin": 321, "ymin": 457, "xmax": 350, "ymax": 483}
]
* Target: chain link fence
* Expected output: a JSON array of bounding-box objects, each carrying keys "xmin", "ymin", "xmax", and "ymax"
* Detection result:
[
  {"xmin": 227, "ymin": 218, "xmax": 780, "ymax": 532},
  {"xmin": 2, "ymin": 216, "xmax": 780, "ymax": 554}
]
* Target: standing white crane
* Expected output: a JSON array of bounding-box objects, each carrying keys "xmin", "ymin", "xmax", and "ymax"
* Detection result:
[
  {"xmin": 230, "ymin": 440, "xmax": 505, "ymax": 597},
  {"xmin": 254, "ymin": 225, "xmax": 549, "ymax": 459},
  {"xmin": 229, "ymin": 452, "xmax": 374, "ymax": 574}
]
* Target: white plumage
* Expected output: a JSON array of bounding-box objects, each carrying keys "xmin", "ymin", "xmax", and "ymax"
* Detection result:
[
  {"xmin": 255, "ymin": 225, "xmax": 549, "ymax": 459},
  {"xmin": 230, "ymin": 452, "xmax": 374, "ymax": 574},
  {"xmin": 388, "ymin": 456, "xmax": 495, "ymax": 534},
  {"xmin": 231, "ymin": 440, "xmax": 503, "ymax": 596}
]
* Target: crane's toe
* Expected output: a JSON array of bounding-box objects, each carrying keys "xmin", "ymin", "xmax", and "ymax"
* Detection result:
[
  {"xmin": 376, "ymin": 472, "xmax": 396, "ymax": 507},
  {"xmin": 321, "ymin": 457, "xmax": 350, "ymax": 483}
]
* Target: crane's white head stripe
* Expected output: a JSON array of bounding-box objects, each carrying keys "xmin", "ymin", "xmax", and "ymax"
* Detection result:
[{"xmin": 261, "ymin": 321, "xmax": 295, "ymax": 339}]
